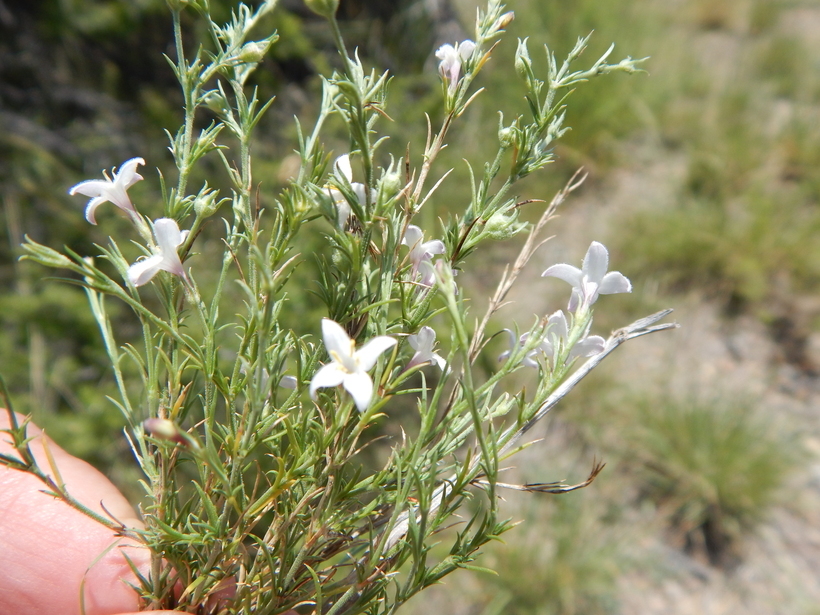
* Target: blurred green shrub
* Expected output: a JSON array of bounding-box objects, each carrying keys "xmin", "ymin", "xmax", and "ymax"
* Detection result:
[{"xmin": 623, "ymin": 394, "xmax": 799, "ymax": 565}]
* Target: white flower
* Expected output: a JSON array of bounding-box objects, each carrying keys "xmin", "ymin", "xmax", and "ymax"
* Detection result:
[
  {"xmin": 310, "ymin": 319, "xmax": 397, "ymax": 411},
  {"xmin": 402, "ymin": 225, "xmax": 445, "ymax": 276},
  {"xmin": 127, "ymin": 218, "xmax": 189, "ymax": 287},
  {"xmin": 498, "ymin": 312, "xmax": 604, "ymax": 369},
  {"xmin": 435, "ymin": 40, "xmax": 476, "ymax": 91},
  {"xmin": 407, "ymin": 326, "xmax": 446, "ymax": 371},
  {"xmin": 539, "ymin": 311, "xmax": 605, "ymax": 364},
  {"xmin": 327, "ymin": 154, "xmax": 367, "ymax": 228},
  {"xmin": 68, "ymin": 157, "xmax": 145, "ymax": 224},
  {"xmin": 542, "ymin": 241, "xmax": 632, "ymax": 311},
  {"xmin": 498, "ymin": 329, "xmax": 540, "ymax": 368}
]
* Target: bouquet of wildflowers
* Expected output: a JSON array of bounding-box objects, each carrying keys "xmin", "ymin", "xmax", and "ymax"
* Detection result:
[{"xmin": 6, "ymin": 0, "xmax": 674, "ymax": 612}]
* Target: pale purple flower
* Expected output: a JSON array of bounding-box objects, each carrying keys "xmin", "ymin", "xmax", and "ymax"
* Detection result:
[
  {"xmin": 435, "ymin": 40, "xmax": 476, "ymax": 91},
  {"xmin": 310, "ymin": 319, "xmax": 397, "ymax": 411},
  {"xmin": 417, "ymin": 260, "xmax": 437, "ymax": 288},
  {"xmin": 498, "ymin": 329, "xmax": 539, "ymax": 368},
  {"xmin": 402, "ymin": 225, "xmax": 445, "ymax": 275},
  {"xmin": 327, "ymin": 154, "xmax": 367, "ymax": 228},
  {"xmin": 407, "ymin": 326, "xmax": 446, "ymax": 371},
  {"xmin": 68, "ymin": 157, "xmax": 145, "ymax": 224},
  {"xmin": 542, "ymin": 241, "xmax": 632, "ymax": 311},
  {"xmin": 127, "ymin": 218, "xmax": 189, "ymax": 287}
]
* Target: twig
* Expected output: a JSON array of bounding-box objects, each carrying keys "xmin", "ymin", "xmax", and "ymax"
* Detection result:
[{"xmin": 478, "ymin": 458, "xmax": 606, "ymax": 494}]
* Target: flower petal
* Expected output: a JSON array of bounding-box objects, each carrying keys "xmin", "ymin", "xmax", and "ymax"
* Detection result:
[
  {"xmin": 84, "ymin": 196, "xmax": 108, "ymax": 225},
  {"xmin": 402, "ymin": 225, "xmax": 423, "ymax": 248},
  {"xmin": 310, "ymin": 363, "xmax": 346, "ymax": 399},
  {"xmin": 335, "ymin": 154, "xmax": 353, "ymax": 181},
  {"xmin": 570, "ymin": 335, "xmax": 605, "ymax": 358},
  {"xmin": 150, "ymin": 218, "xmax": 186, "ymax": 277},
  {"xmin": 422, "ymin": 239, "xmax": 446, "ymax": 257},
  {"xmin": 343, "ymin": 371, "xmax": 374, "ymax": 411},
  {"xmin": 68, "ymin": 179, "xmax": 109, "ymax": 198},
  {"xmin": 418, "ymin": 260, "xmax": 436, "ymax": 287},
  {"xmin": 567, "ymin": 288, "xmax": 582, "ymax": 312},
  {"xmin": 582, "ymin": 241, "xmax": 609, "ymax": 284},
  {"xmin": 410, "ymin": 326, "xmax": 436, "ymax": 353},
  {"xmin": 153, "ymin": 218, "xmax": 183, "ymax": 250},
  {"xmin": 356, "ymin": 335, "xmax": 397, "ymax": 372},
  {"xmin": 322, "ymin": 319, "xmax": 353, "ymax": 360},
  {"xmin": 128, "ymin": 254, "xmax": 164, "ymax": 287},
  {"xmin": 498, "ymin": 328, "xmax": 517, "ymax": 363},
  {"xmin": 279, "ymin": 375, "xmax": 298, "ymax": 389},
  {"xmin": 116, "ymin": 157, "xmax": 146, "ymax": 189},
  {"xmin": 542, "ymin": 263, "xmax": 583, "ymax": 286},
  {"xmin": 435, "ymin": 44, "xmax": 456, "ymax": 62},
  {"xmin": 327, "ymin": 187, "xmax": 351, "ymax": 227},
  {"xmin": 352, "ymin": 182, "xmax": 367, "ymax": 205},
  {"xmin": 598, "ymin": 271, "xmax": 632, "ymax": 295},
  {"xmin": 546, "ymin": 310, "xmax": 568, "ymax": 340},
  {"xmin": 458, "ymin": 40, "xmax": 476, "ymax": 61},
  {"xmin": 539, "ymin": 337, "xmax": 556, "ymax": 359}
]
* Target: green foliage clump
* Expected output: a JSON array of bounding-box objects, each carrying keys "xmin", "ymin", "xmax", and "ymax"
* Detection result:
[{"xmin": 623, "ymin": 394, "xmax": 799, "ymax": 565}]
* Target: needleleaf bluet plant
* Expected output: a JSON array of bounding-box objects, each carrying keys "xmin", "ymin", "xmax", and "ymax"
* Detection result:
[{"xmin": 8, "ymin": 0, "xmax": 675, "ymax": 612}]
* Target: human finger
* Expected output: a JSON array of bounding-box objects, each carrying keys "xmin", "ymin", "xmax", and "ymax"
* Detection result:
[{"xmin": 0, "ymin": 411, "xmax": 151, "ymax": 615}]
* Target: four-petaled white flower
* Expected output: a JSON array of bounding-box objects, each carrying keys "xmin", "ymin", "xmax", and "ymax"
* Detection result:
[
  {"xmin": 435, "ymin": 40, "xmax": 476, "ymax": 91},
  {"xmin": 327, "ymin": 154, "xmax": 367, "ymax": 228},
  {"xmin": 539, "ymin": 310, "xmax": 605, "ymax": 365},
  {"xmin": 310, "ymin": 318, "xmax": 397, "ymax": 411},
  {"xmin": 406, "ymin": 326, "xmax": 446, "ymax": 371},
  {"xmin": 127, "ymin": 218, "xmax": 189, "ymax": 287},
  {"xmin": 542, "ymin": 241, "xmax": 632, "ymax": 311},
  {"xmin": 68, "ymin": 157, "xmax": 145, "ymax": 225},
  {"xmin": 402, "ymin": 225, "xmax": 445, "ymax": 279}
]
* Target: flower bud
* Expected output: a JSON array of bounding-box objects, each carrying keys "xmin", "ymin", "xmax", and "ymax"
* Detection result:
[
  {"xmin": 377, "ymin": 166, "xmax": 403, "ymax": 208},
  {"xmin": 25, "ymin": 243, "xmax": 75, "ymax": 269},
  {"xmin": 484, "ymin": 209, "xmax": 526, "ymax": 241},
  {"xmin": 194, "ymin": 189, "xmax": 220, "ymax": 218},
  {"xmin": 498, "ymin": 126, "xmax": 515, "ymax": 148},
  {"xmin": 143, "ymin": 418, "xmax": 187, "ymax": 445},
  {"xmin": 515, "ymin": 38, "xmax": 533, "ymax": 81},
  {"xmin": 492, "ymin": 11, "xmax": 515, "ymax": 33},
  {"xmin": 304, "ymin": 0, "xmax": 339, "ymax": 18},
  {"xmin": 203, "ymin": 91, "xmax": 230, "ymax": 116},
  {"xmin": 237, "ymin": 41, "xmax": 268, "ymax": 64}
]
